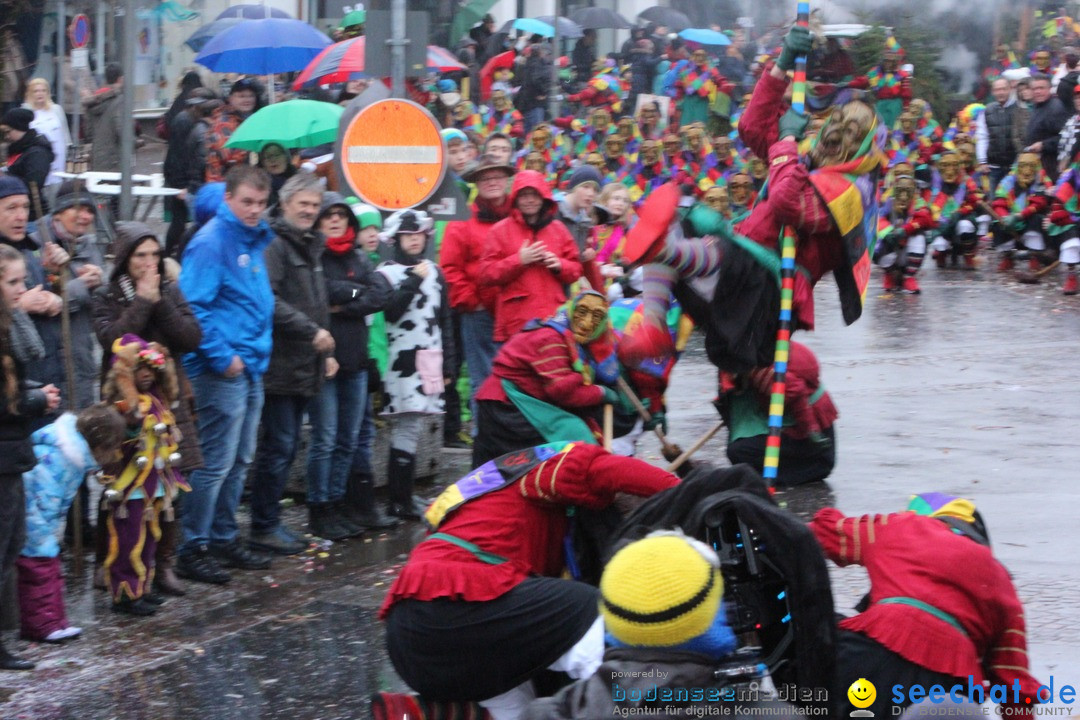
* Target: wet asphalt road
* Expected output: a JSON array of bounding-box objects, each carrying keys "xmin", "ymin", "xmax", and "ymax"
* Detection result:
[{"xmin": 6, "ymin": 145, "xmax": 1078, "ymax": 717}]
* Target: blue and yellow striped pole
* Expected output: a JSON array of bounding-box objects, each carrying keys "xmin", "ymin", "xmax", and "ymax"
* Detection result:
[{"xmin": 762, "ymin": 1, "xmax": 809, "ymax": 490}]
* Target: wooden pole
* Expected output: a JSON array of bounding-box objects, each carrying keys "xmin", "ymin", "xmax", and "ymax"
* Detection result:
[
  {"xmin": 614, "ymin": 376, "xmax": 679, "ymax": 456},
  {"xmin": 603, "ymin": 404, "xmax": 613, "ymax": 451},
  {"xmin": 665, "ymin": 421, "xmax": 724, "ymax": 474}
]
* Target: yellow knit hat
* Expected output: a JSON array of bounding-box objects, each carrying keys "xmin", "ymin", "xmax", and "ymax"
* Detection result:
[{"xmin": 599, "ymin": 531, "xmax": 723, "ymax": 647}]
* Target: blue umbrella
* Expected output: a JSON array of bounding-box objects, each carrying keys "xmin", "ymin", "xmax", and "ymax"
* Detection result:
[
  {"xmin": 509, "ymin": 17, "xmax": 555, "ymax": 38},
  {"xmin": 195, "ymin": 18, "xmax": 332, "ymax": 75},
  {"xmin": 678, "ymin": 28, "xmax": 732, "ymax": 46},
  {"xmin": 215, "ymin": 4, "xmax": 292, "ymax": 20},
  {"xmin": 185, "ymin": 18, "xmax": 243, "ymax": 52}
]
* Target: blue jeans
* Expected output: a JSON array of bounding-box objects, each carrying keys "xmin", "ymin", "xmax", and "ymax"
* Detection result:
[
  {"xmin": 305, "ymin": 369, "xmax": 368, "ymax": 503},
  {"xmin": 460, "ymin": 310, "xmax": 497, "ymax": 418},
  {"xmin": 180, "ymin": 372, "xmax": 264, "ymax": 553},
  {"xmin": 250, "ymin": 394, "xmax": 309, "ymax": 535},
  {"xmin": 351, "ymin": 391, "xmax": 377, "ymax": 477}
]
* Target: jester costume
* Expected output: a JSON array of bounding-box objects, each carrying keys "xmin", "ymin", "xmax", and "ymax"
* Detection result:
[
  {"xmin": 876, "ymin": 165, "xmax": 936, "ymax": 293},
  {"xmin": 515, "ymin": 124, "xmax": 567, "ymax": 182},
  {"xmin": 473, "ymin": 291, "xmax": 627, "ymax": 466},
  {"xmin": 889, "ymin": 100, "xmax": 944, "ymax": 164},
  {"xmin": 1043, "ymin": 163, "xmax": 1080, "ymax": 294},
  {"xmin": 566, "ymin": 66, "xmax": 625, "ymax": 114},
  {"xmin": 926, "ymin": 151, "xmax": 986, "ymax": 269},
  {"xmin": 990, "ymin": 153, "xmax": 1054, "ymax": 273},
  {"xmin": 866, "ymin": 37, "xmax": 912, "ymax": 132},
  {"xmin": 678, "ymin": 124, "xmax": 724, "ymax": 192},
  {"xmin": 623, "ymin": 70, "xmax": 887, "ymax": 374},
  {"xmin": 101, "ymin": 335, "xmax": 189, "ymax": 612},
  {"xmin": 481, "ymin": 91, "xmax": 525, "ymax": 141},
  {"xmin": 623, "ymin": 140, "xmax": 671, "ymax": 206},
  {"xmin": 673, "ymin": 52, "xmax": 734, "ymax": 129}
]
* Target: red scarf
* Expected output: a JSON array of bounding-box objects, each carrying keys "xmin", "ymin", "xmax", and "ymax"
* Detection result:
[{"xmin": 326, "ymin": 226, "xmax": 357, "ymax": 254}]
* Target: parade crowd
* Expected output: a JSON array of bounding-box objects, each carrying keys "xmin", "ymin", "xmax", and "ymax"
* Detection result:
[{"xmin": 0, "ymin": 8, "xmax": 1066, "ymax": 720}]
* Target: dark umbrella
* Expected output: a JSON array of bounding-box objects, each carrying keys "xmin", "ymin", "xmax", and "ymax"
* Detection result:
[
  {"xmin": 637, "ymin": 6, "xmax": 692, "ymax": 32},
  {"xmin": 215, "ymin": 4, "xmax": 292, "ymax": 19},
  {"xmin": 569, "ymin": 7, "xmax": 633, "ymax": 30},
  {"xmin": 185, "ymin": 18, "xmax": 244, "ymax": 52}
]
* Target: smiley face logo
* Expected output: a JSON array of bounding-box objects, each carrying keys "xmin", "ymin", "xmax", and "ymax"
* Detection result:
[{"xmin": 848, "ymin": 678, "xmax": 876, "ymax": 711}]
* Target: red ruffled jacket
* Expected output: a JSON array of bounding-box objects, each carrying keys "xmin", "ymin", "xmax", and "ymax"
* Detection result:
[
  {"xmin": 476, "ymin": 324, "xmax": 607, "ymax": 409},
  {"xmin": 378, "ymin": 444, "xmax": 678, "ymax": 618},
  {"xmin": 810, "ymin": 509, "xmax": 1043, "ymax": 712},
  {"xmin": 735, "ymin": 71, "xmax": 849, "ymax": 331}
]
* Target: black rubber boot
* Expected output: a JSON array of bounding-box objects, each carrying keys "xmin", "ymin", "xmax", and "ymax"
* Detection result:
[
  {"xmin": 308, "ymin": 503, "xmax": 351, "ymax": 541},
  {"xmin": 344, "ymin": 471, "xmax": 399, "ymax": 530},
  {"xmin": 386, "ymin": 449, "xmax": 426, "ymax": 520}
]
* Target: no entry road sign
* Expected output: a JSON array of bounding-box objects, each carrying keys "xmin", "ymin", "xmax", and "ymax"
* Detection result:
[
  {"xmin": 69, "ymin": 15, "xmax": 91, "ymax": 49},
  {"xmin": 340, "ymin": 99, "xmax": 446, "ymax": 210}
]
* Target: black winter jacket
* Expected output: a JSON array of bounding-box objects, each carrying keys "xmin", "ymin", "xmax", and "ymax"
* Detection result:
[
  {"xmin": 0, "ymin": 356, "xmax": 49, "ymax": 475},
  {"xmin": 263, "ymin": 215, "xmax": 331, "ymax": 397},
  {"xmin": 1025, "ymin": 95, "xmax": 1072, "ymax": 178},
  {"xmin": 323, "ymin": 244, "xmax": 391, "ymax": 373},
  {"xmin": 6, "ymin": 130, "xmax": 54, "ymax": 219}
]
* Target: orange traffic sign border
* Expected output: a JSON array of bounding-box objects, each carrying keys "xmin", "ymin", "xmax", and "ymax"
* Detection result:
[{"xmin": 340, "ymin": 98, "xmax": 447, "ymax": 211}]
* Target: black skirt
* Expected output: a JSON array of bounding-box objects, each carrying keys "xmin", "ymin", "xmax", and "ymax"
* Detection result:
[{"xmin": 384, "ymin": 576, "xmax": 600, "ymax": 701}]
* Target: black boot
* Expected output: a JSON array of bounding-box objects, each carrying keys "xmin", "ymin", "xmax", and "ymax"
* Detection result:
[
  {"xmin": 329, "ymin": 500, "xmax": 365, "ymax": 537},
  {"xmin": 386, "ymin": 449, "xmax": 427, "ymax": 520},
  {"xmin": 308, "ymin": 502, "xmax": 351, "ymax": 541},
  {"xmin": 344, "ymin": 471, "xmax": 399, "ymax": 530},
  {"xmin": 0, "ymin": 641, "xmax": 34, "ymax": 671}
]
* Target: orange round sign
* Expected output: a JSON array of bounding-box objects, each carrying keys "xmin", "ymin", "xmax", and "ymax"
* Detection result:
[{"xmin": 340, "ymin": 99, "xmax": 447, "ymax": 210}]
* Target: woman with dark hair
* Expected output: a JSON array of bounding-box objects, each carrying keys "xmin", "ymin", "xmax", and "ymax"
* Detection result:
[
  {"xmin": 258, "ymin": 143, "xmax": 298, "ymax": 208},
  {"xmin": 91, "ymin": 222, "xmax": 203, "ymax": 596},
  {"xmin": 0, "ymin": 243, "xmax": 61, "ymax": 669}
]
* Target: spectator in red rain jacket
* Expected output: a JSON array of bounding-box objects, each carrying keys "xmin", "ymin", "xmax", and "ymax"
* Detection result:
[
  {"xmin": 478, "ymin": 170, "xmax": 582, "ymax": 344},
  {"xmin": 441, "ymin": 156, "xmax": 515, "ymax": 412}
]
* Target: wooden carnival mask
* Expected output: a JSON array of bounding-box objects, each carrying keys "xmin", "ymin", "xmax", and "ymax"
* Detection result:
[
  {"xmin": 729, "ymin": 172, "xmax": 753, "ymax": 205},
  {"xmin": 641, "ymin": 139, "xmax": 661, "ymax": 165},
  {"xmin": 703, "ymin": 185, "xmax": 730, "ymax": 215}
]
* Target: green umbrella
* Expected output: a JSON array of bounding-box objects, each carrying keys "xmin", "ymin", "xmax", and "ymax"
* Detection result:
[
  {"xmin": 340, "ymin": 8, "xmax": 366, "ymax": 28},
  {"xmin": 225, "ymin": 100, "xmax": 345, "ymax": 151}
]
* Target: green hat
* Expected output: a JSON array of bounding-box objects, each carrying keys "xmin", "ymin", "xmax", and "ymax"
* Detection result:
[{"xmin": 346, "ymin": 197, "xmax": 382, "ymax": 230}]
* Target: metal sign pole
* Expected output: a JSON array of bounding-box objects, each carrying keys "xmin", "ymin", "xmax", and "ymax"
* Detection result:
[
  {"xmin": 390, "ymin": 0, "xmax": 406, "ymax": 99},
  {"xmin": 119, "ymin": 0, "xmax": 136, "ymax": 220},
  {"xmin": 549, "ymin": 0, "xmax": 560, "ymax": 121}
]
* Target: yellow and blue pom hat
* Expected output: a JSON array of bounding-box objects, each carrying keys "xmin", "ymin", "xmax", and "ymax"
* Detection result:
[{"xmin": 600, "ymin": 530, "xmax": 728, "ymax": 649}]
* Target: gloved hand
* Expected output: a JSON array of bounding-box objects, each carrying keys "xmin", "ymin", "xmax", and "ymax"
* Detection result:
[
  {"xmin": 777, "ymin": 25, "xmax": 812, "ymax": 72},
  {"xmin": 1049, "ymin": 208, "xmax": 1073, "ymax": 225},
  {"xmin": 778, "ymin": 108, "xmax": 810, "ymax": 141},
  {"xmin": 885, "ymin": 228, "xmax": 907, "ymax": 250},
  {"xmin": 601, "ymin": 387, "xmax": 620, "ymax": 406},
  {"xmin": 808, "ymin": 431, "xmax": 833, "ymax": 454},
  {"xmin": 903, "ymin": 219, "xmax": 924, "ymax": 235},
  {"xmin": 643, "ymin": 411, "xmax": 667, "ymax": 434}
]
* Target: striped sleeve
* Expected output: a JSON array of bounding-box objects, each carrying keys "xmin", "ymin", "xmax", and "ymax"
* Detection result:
[{"xmin": 809, "ymin": 508, "xmax": 892, "ymax": 566}]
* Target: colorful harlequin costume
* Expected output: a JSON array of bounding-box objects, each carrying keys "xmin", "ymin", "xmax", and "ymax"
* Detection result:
[
  {"xmin": 1044, "ymin": 163, "xmax": 1080, "ymax": 294},
  {"xmin": 990, "ymin": 152, "xmax": 1054, "ymax": 273},
  {"xmin": 810, "ymin": 493, "xmax": 1045, "ymax": 717},
  {"xmin": 890, "ymin": 100, "xmax": 943, "ymax": 164},
  {"xmin": 876, "ymin": 163, "xmax": 936, "ymax": 293},
  {"xmin": 926, "ymin": 150, "xmax": 986, "ymax": 270},
  {"xmin": 101, "ymin": 334, "xmax": 189, "ymax": 610},
  {"xmin": 482, "ymin": 90, "xmax": 525, "ymax": 141},
  {"xmin": 673, "ymin": 50, "xmax": 734, "ymax": 129},
  {"xmin": 622, "ymin": 69, "xmax": 887, "ymax": 374},
  {"xmin": 677, "ymin": 123, "xmax": 724, "ymax": 192},
  {"xmin": 623, "ymin": 139, "xmax": 670, "ymax": 206},
  {"xmin": 866, "ymin": 37, "xmax": 912, "ymax": 132},
  {"xmin": 566, "ymin": 65, "xmax": 625, "ymax": 114}
]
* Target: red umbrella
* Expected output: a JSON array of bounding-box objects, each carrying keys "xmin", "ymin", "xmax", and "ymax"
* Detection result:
[
  {"xmin": 293, "ymin": 36, "xmax": 466, "ymax": 89},
  {"xmin": 480, "ymin": 49, "xmax": 516, "ymax": 100}
]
